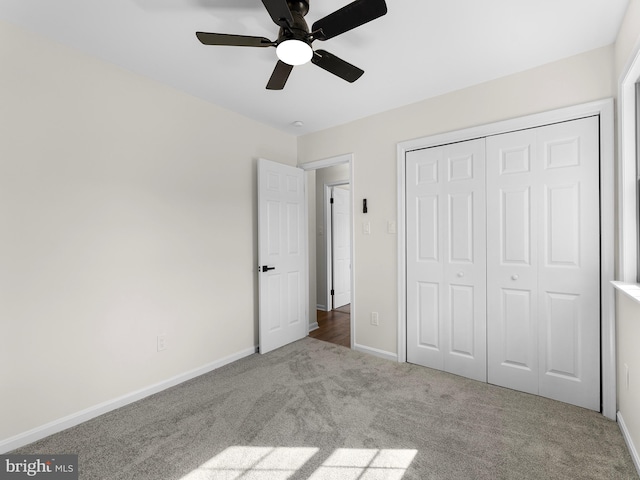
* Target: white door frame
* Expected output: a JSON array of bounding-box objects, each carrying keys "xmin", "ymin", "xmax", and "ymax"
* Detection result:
[
  {"xmin": 300, "ymin": 154, "xmax": 355, "ymax": 349},
  {"xmin": 325, "ymin": 181, "xmax": 351, "ymax": 310},
  {"xmin": 397, "ymin": 99, "xmax": 616, "ymax": 420}
]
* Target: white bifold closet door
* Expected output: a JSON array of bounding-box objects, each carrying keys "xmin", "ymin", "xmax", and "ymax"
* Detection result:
[
  {"xmin": 406, "ymin": 116, "xmax": 600, "ymax": 411},
  {"xmin": 406, "ymin": 139, "xmax": 487, "ymax": 383},
  {"xmin": 486, "ymin": 116, "xmax": 600, "ymax": 411}
]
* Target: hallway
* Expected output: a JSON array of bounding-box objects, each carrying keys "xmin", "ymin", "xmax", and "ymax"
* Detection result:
[{"xmin": 309, "ymin": 305, "xmax": 350, "ymax": 348}]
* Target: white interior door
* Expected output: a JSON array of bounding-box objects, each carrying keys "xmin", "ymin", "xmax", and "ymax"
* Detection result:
[
  {"xmin": 258, "ymin": 158, "xmax": 307, "ymax": 355},
  {"xmin": 486, "ymin": 128, "xmax": 540, "ymax": 395},
  {"xmin": 406, "ymin": 139, "xmax": 487, "ymax": 382},
  {"xmin": 486, "ymin": 116, "xmax": 600, "ymax": 410},
  {"xmin": 332, "ymin": 186, "xmax": 351, "ymax": 309}
]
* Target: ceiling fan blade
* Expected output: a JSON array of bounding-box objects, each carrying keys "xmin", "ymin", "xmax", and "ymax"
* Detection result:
[
  {"xmin": 266, "ymin": 61, "xmax": 294, "ymax": 90},
  {"xmin": 261, "ymin": 0, "xmax": 294, "ymax": 28},
  {"xmin": 196, "ymin": 32, "xmax": 275, "ymax": 47},
  {"xmin": 312, "ymin": 0, "xmax": 387, "ymax": 41},
  {"xmin": 311, "ymin": 49, "xmax": 364, "ymax": 83}
]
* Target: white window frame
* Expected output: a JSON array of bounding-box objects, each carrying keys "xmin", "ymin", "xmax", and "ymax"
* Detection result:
[{"xmin": 618, "ymin": 40, "xmax": 640, "ymax": 284}]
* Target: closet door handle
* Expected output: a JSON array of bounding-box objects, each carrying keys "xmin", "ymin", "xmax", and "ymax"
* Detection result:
[
  {"xmin": 511, "ymin": 274, "xmax": 519, "ymax": 281},
  {"xmin": 457, "ymin": 272, "xmax": 464, "ymax": 278},
  {"xmin": 261, "ymin": 265, "xmax": 276, "ymax": 272}
]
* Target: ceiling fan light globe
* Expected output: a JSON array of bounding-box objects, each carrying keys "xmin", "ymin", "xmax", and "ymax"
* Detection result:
[{"xmin": 276, "ymin": 39, "xmax": 313, "ymax": 66}]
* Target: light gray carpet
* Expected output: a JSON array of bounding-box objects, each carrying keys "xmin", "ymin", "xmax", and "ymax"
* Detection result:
[{"xmin": 14, "ymin": 337, "xmax": 638, "ymax": 479}]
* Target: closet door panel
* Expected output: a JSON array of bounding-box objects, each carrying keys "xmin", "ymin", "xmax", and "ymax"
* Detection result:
[
  {"xmin": 500, "ymin": 289, "xmax": 534, "ymax": 368},
  {"xmin": 449, "ymin": 192, "xmax": 474, "ymax": 263},
  {"xmin": 442, "ymin": 141, "xmax": 486, "ymax": 382},
  {"xmin": 407, "ymin": 140, "xmax": 486, "ymax": 382},
  {"xmin": 449, "ymin": 284, "xmax": 475, "ymax": 356},
  {"xmin": 501, "ymin": 187, "xmax": 531, "ymax": 265},
  {"xmin": 487, "ymin": 117, "xmax": 600, "ymax": 411},
  {"xmin": 487, "ymin": 129, "xmax": 539, "ymax": 395},
  {"xmin": 407, "ymin": 148, "xmax": 445, "ymax": 371},
  {"xmin": 537, "ymin": 117, "xmax": 600, "ymax": 411},
  {"xmin": 416, "ymin": 282, "xmax": 440, "ymax": 349}
]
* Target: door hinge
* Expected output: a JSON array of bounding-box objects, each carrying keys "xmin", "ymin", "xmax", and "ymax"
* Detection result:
[
  {"xmin": 330, "ymin": 197, "xmax": 334, "ymax": 204},
  {"xmin": 331, "ymin": 289, "xmax": 335, "ymax": 295}
]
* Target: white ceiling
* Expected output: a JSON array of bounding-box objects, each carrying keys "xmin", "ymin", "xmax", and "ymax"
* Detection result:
[{"xmin": 0, "ymin": 0, "xmax": 630, "ymax": 135}]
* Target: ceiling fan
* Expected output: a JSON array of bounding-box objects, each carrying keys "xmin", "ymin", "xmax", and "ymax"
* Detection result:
[{"xmin": 196, "ymin": 0, "xmax": 388, "ymax": 90}]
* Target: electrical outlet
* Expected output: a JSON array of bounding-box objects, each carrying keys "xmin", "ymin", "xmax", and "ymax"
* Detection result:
[
  {"xmin": 157, "ymin": 334, "xmax": 167, "ymax": 352},
  {"xmin": 371, "ymin": 312, "xmax": 379, "ymax": 326}
]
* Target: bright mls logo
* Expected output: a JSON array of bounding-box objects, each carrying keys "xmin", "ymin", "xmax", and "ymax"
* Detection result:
[{"xmin": 0, "ymin": 455, "xmax": 77, "ymax": 479}]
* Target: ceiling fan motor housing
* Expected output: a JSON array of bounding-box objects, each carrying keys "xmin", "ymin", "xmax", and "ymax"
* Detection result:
[
  {"xmin": 279, "ymin": 1, "xmax": 311, "ymax": 45},
  {"xmin": 287, "ymin": 1, "xmax": 309, "ymax": 17}
]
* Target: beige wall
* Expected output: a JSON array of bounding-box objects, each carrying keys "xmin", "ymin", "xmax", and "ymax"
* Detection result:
[
  {"xmin": 299, "ymin": 45, "xmax": 614, "ymax": 355},
  {"xmin": 616, "ymin": 0, "xmax": 640, "ymax": 79},
  {"xmin": 616, "ymin": 292, "xmax": 640, "ymax": 464},
  {"xmin": 0, "ymin": 20, "xmax": 297, "ymax": 444}
]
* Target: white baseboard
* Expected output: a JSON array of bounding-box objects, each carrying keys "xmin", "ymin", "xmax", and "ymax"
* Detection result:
[
  {"xmin": 0, "ymin": 345, "xmax": 258, "ymax": 454},
  {"xmin": 316, "ymin": 304, "xmax": 328, "ymax": 311},
  {"xmin": 308, "ymin": 322, "xmax": 319, "ymax": 332},
  {"xmin": 618, "ymin": 411, "xmax": 640, "ymax": 477},
  {"xmin": 353, "ymin": 343, "xmax": 398, "ymax": 362}
]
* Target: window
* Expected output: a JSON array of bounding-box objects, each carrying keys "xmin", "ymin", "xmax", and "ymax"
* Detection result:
[{"xmin": 618, "ymin": 61, "xmax": 640, "ymax": 284}]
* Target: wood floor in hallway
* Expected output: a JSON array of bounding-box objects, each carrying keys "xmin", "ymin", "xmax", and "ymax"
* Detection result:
[{"xmin": 309, "ymin": 305, "xmax": 350, "ymax": 348}]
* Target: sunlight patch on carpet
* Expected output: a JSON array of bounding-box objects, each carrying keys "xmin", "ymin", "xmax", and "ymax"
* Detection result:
[
  {"xmin": 309, "ymin": 448, "xmax": 418, "ymax": 480},
  {"xmin": 179, "ymin": 446, "xmax": 418, "ymax": 480}
]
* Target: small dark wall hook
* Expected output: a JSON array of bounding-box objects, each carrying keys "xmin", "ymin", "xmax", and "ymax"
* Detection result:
[{"xmin": 363, "ymin": 199, "xmax": 368, "ymax": 213}]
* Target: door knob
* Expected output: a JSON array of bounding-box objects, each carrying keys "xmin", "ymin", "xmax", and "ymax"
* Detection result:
[
  {"xmin": 511, "ymin": 274, "xmax": 519, "ymax": 281},
  {"xmin": 457, "ymin": 272, "xmax": 464, "ymax": 278},
  {"xmin": 261, "ymin": 265, "xmax": 276, "ymax": 272}
]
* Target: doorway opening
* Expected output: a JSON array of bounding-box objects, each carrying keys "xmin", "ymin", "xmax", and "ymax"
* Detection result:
[
  {"xmin": 325, "ymin": 182, "xmax": 351, "ymax": 311},
  {"xmin": 313, "ymin": 182, "xmax": 351, "ymax": 347},
  {"xmin": 300, "ymin": 154, "xmax": 354, "ymax": 349}
]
